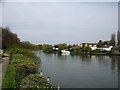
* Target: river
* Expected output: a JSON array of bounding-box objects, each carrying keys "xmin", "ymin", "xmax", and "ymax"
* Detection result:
[{"xmin": 35, "ymin": 51, "xmax": 119, "ymax": 88}]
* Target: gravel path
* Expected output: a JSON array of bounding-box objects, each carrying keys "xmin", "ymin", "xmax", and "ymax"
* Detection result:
[{"xmin": 0, "ymin": 57, "xmax": 9, "ymax": 89}]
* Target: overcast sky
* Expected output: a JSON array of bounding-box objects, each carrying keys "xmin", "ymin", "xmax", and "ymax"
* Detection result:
[{"xmin": 2, "ymin": 2, "xmax": 118, "ymax": 45}]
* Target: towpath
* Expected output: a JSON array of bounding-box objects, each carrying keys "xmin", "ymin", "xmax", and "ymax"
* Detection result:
[{"xmin": 0, "ymin": 56, "xmax": 9, "ymax": 89}]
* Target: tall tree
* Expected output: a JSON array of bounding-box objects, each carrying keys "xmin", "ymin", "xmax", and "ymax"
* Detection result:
[
  {"xmin": 97, "ymin": 40, "xmax": 104, "ymax": 47},
  {"xmin": 109, "ymin": 33, "xmax": 116, "ymax": 46},
  {"xmin": 0, "ymin": 27, "xmax": 2, "ymax": 49},
  {"xmin": 42, "ymin": 44, "xmax": 53, "ymax": 53},
  {"xmin": 2, "ymin": 27, "xmax": 20, "ymax": 49},
  {"xmin": 118, "ymin": 30, "xmax": 120, "ymax": 46},
  {"xmin": 58, "ymin": 43, "xmax": 68, "ymax": 50},
  {"xmin": 20, "ymin": 41, "xmax": 33, "ymax": 49}
]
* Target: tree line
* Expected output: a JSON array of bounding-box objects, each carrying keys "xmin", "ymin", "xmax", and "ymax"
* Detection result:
[
  {"xmin": 1, "ymin": 27, "xmax": 40, "ymax": 50},
  {"xmin": 1, "ymin": 27, "xmax": 120, "ymax": 52}
]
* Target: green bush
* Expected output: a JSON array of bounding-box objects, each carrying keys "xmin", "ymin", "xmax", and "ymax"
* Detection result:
[
  {"xmin": 3, "ymin": 48, "xmax": 54, "ymax": 89},
  {"xmin": 2, "ymin": 54, "xmax": 38, "ymax": 88},
  {"xmin": 20, "ymin": 74, "xmax": 54, "ymax": 89},
  {"xmin": 82, "ymin": 46, "xmax": 92, "ymax": 53},
  {"xmin": 15, "ymin": 63, "xmax": 37, "ymax": 80},
  {"xmin": 15, "ymin": 63, "xmax": 38, "ymax": 87},
  {"xmin": 11, "ymin": 54, "xmax": 34, "ymax": 65},
  {"xmin": 2, "ymin": 65, "xmax": 16, "ymax": 88},
  {"xmin": 42, "ymin": 44, "xmax": 53, "ymax": 53},
  {"xmin": 6, "ymin": 47, "xmax": 39, "ymax": 64}
]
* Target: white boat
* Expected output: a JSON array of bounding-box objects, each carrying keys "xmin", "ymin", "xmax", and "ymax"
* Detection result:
[{"xmin": 61, "ymin": 50, "xmax": 70, "ymax": 55}]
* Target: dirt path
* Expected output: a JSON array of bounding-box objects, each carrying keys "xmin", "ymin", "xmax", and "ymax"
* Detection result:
[{"xmin": 0, "ymin": 57, "xmax": 9, "ymax": 89}]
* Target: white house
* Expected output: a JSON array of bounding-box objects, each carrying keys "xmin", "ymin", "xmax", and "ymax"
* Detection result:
[
  {"xmin": 96, "ymin": 46, "xmax": 113, "ymax": 51},
  {"xmin": 53, "ymin": 47, "xmax": 59, "ymax": 50},
  {"xmin": 91, "ymin": 47, "xmax": 97, "ymax": 51},
  {"xmin": 80, "ymin": 43, "xmax": 97, "ymax": 50}
]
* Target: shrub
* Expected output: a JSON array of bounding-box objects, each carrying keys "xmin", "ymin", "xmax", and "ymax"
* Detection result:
[
  {"xmin": 20, "ymin": 74, "xmax": 54, "ymax": 89},
  {"xmin": 82, "ymin": 46, "xmax": 92, "ymax": 53},
  {"xmin": 15, "ymin": 63, "xmax": 38, "ymax": 87},
  {"xmin": 42, "ymin": 44, "xmax": 53, "ymax": 53},
  {"xmin": 2, "ymin": 54, "xmax": 38, "ymax": 88},
  {"xmin": 3, "ymin": 48, "xmax": 54, "ymax": 89},
  {"xmin": 6, "ymin": 47, "xmax": 39, "ymax": 64},
  {"xmin": 2, "ymin": 65, "xmax": 16, "ymax": 88},
  {"xmin": 11, "ymin": 54, "xmax": 34, "ymax": 65}
]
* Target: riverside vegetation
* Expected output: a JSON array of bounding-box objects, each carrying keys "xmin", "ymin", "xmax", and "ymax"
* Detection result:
[
  {"xmin": 2, "ymin": 47, "xmax": 54, "ymax": 89},
  {"xmin": 1, "ymin": 27, "xmax": 54, "ymax": 89},
  {"xmin": 1, "ymin": 27, "xmax": 120, "ymax": 55}
]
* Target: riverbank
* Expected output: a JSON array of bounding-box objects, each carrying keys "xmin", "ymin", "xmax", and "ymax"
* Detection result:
[
  {"xmin": 70, "ymin": 51, "xmax": 120, "ymax": 56},
  {"xmin": 2, "ymin": 47, "xmax": 54, "ymax": 89}
]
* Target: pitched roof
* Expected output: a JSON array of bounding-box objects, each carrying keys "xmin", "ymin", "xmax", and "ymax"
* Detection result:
[
  {"xmin": 82, "ymin": 43, "xmax": 97, "ymax": 45},
  {"xmin": 71, "ymin": 46, "xmax": 82, "ymax": 49}
]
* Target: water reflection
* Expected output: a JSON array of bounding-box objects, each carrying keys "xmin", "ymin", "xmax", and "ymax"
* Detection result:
[
  {"xmin": 79, "ymin": 54, "xmax": 92, "ymax": 64},
  {"xmin": 57, "ymin": 54, "xmax": 68, "ymax": 60},
  {"xmin": 35, "ymin": 51, "xmax": 119, "ymax": 71},
  {"xmin": 35, "ymin": 51, "xmax": 119, "ymax": 88},
  {"xmin": 110, "ymin": 56, "xmax": 118, "ymax": 70}
]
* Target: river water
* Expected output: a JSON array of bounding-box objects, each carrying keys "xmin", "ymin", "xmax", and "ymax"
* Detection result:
[{"xmin": 35, "ymin": 51, "xmax": 119, "ymax": 88}]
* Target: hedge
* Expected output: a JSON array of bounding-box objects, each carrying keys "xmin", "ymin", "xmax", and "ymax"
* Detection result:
[
  {"xmin": 2, "ymin": 48, "xmax": 54, "ymax": 89},
  {"xmin": 2, "ymin": 65, "xmax": 16, "ymax": 88},
  {"xmin": 6, "ymin": 47, "xmax": 40, "ymax": 64},
  {"xmin": 2, "ymin": 54, "xmax": 38, "ymax": 88},
  {"xmin": 20, "ymin": 74, "xmax": 54, "ymax": 89}
]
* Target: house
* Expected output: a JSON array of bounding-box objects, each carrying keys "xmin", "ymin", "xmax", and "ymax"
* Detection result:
[
  {"xmin": 80, "ymin": 43, "xmax": 97, "ymax": 50},
  {"xmin": 96, "ymin": 46, "xmax": 113, "ymax": 51},
  {"xmin": 71, "ymin": 46, "xmax": 82, "ymax": 52},
  {"xmin": 53, "ymin": 47, "xmax": 59, "ymax": 50},
  {"xmin": 71, "ymin": 46, "xmax": 81, "ymax": 49},
  {"xmin": 53, "ymin": 45, "xmax": 59, "ymax": 51}
]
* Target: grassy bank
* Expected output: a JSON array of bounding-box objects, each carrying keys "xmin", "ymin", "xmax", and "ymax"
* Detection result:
[{"xmin": 2, "ymin": 47, "xmax": 54, "ymax": 89}]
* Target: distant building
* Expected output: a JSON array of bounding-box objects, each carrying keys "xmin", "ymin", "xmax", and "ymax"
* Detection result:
[
  {"xmin": 71, "ymin": 46, "xmax": 82, "ymax": 53},
  {"xmin": 53, "ymin": 45, "xmax": 59, "ymax": 51},
  {"xmin": 96, "ymin": 46, "xmax": 113, "ymax": 51},
  {"xmin": 71, "ymin": 46, "xmax": 81, "ymax": 49},
  {"xmin": 80, "ymin": 43, "xmax": 97, "ymax": 50}
]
